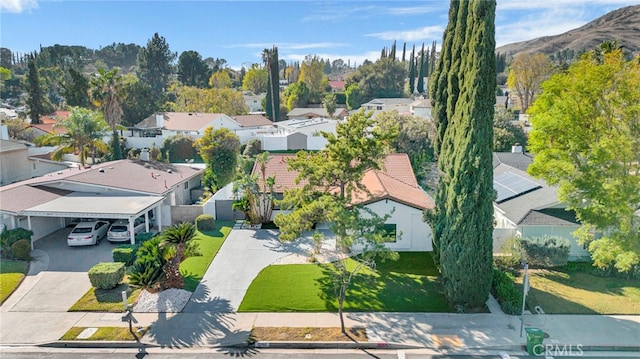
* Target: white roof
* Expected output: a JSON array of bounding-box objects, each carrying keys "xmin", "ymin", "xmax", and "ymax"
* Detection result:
[{"xmin": 21, "ymin": 193, "xmax": 164, "ymax": 219}]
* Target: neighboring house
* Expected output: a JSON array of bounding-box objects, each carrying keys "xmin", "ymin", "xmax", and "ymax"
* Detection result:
[
  {"xmin": 0, "ymin": 159, "xmax": 204, "ymax": 245},
  {"xmin": 491, "ymin": 154, "xmax": 590, "ymax": 260},
  {"xmin": 0, "ymin": 139, "xmax": 70, "ymax": 185},
  {"xmin": 259, "ymin": 118, "xmax": 339, "ymax": 151},
  {"xmin": 30, "ymin": 122, "xmax": 67, "ymax": 138},
  {"xmin": 238, "ymin": 153, "xmax": 434, "ymax": 251},
  {"xmin": 410, "ymin": 98, "xmax": 432, "ymax": 119},
  {"xmin": 361, "ymin": 98, "xmax": 414, "ymax": 114},
  {"xmin": 124, "ymin": 112, "xmax": 274, "ymax": 148},
  {"xmin": 287, "ymin": 107, "xmax": 349, "ymax": 121},
  {"xmin": 328, "ymin": 80, "xmax": 345, "ymax": 93},
  {"xmin": 243, "ymin": 93, "xmax": 266, "ymax": 113}
]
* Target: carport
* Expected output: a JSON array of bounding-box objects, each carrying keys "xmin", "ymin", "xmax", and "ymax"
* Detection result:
[{"xmin": 20, "ymin": 192, "xmax": 165, "ymax": 247}]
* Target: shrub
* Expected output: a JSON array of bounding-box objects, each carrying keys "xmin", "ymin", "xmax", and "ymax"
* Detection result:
[
  {"xmin": 494, "ymin": 237, "xmax": 522, "ymax": 270},
  {"xmin": 112, "ymin": 245, "xmax": 139, "ymax": 266},
  {"xmin": 243, "ymin": 139, "xmax": 262, "ymax": 157},
  {"xmin": 135, "ymin": 232, "xmax": 157, "ymax": 244},
  {"xmin": 195, "ymin": 215, "xmax": 215, "ymax": 231},
  {"xmin": 491, "ymin": 268, "xmax": 523, "ymax": 315},
  {"xmin": 521, "ymin": 235, "xmax": 570, "ymax": 268},
  {"xmin": 128, "ymin": 237, "xmax": 167, "ymax": 290},
  {"xmin": 10, "ymin": 239, "xmax": 31, "ymax": 261},
  {"xmin": 162, "ymin": 134, "xmax": 198, "ymax": 162},
  {"xmin": 88, "ymin": 262, "xmax": 125, "ymax": 289},
  {"xmin": 1, "ymin": 227, "xmax": 33, "ymax": 259}
]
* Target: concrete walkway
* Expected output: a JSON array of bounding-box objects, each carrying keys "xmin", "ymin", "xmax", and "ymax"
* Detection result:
[
  {"xmin": 1, "ymin": 227, "xmax": 639, "ymax": 357},
  {"xmin": 182, "ymin": 228, "xmax": 314, "ymax": 313}
]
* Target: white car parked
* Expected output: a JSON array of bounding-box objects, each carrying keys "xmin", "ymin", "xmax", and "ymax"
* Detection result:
[
  {"xmin": 67, "ymin": 220, "xmax": 109, "ymax": 246},
  {"xmin": 107, "ymin": 217, "xmax": 146, "ymax": 243}
]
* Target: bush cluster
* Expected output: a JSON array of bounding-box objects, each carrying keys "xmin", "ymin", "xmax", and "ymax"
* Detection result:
[
  {"xmin": 195, "ymin": 214, "xmax": 215, "ymax": 232},
  {"xmin": 112, "ymin": 245, "xmax": 138, "ymax": 266},
  {"xmin": 1, "ymin": 227, "xmax": 33, "ymax": 260},
  {"xmin": 491, "ymin": 268, "xmax": 523, "ymax": 315},
  {"xmin": 127, "ymin": 236, "xmax": 168, "ymax": 290},
  {"xmin": 521, "ymin": 235, "xmax": 570, "ymax": 268},
  {"xmin": 88, "ymin": 262, "xmax": 125, "ymax": 289}
]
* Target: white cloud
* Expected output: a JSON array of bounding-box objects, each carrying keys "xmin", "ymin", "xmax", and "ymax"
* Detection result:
[
  {"xmin": 0, "ymin": 0, "xmax": 38, "ymax": 13},
  {"xmin": 366, "ymin": 26, "xmax": 444, "ymax": 42},
  {"xmin": 497, "ymin": 0, "xmax": 640, "ymax": 11},
  {"xmin": 282, "ymin": 51, "xmax": 382, "ymax": 67},
  {"xmin": 495, "ymin": 8, "xmax": 588, "ymax": 47},
  {"xmin": 386, "ymin": 6, "xmax": 439, "ymax": 16},
  {"xmin": 229, "ymin": 42, "xmax": 348, "ymax": 50}
]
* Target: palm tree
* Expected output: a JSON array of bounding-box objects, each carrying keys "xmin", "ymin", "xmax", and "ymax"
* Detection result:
[
  {"xmin": 50, "ymin": 107, "xmax": 109, "ymax": 166},
  {"xmin": 91, "ymin": 68, "xmax": 124, "ymax": 160},
  {"xmin": 160, "ymin": 222, "xmax": 197, "ymax": 289}
]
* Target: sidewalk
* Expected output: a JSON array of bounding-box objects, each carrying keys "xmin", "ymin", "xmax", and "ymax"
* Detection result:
[{"xmin": 1, "ymin": 228, "xmax": 639, "ymax": 356}]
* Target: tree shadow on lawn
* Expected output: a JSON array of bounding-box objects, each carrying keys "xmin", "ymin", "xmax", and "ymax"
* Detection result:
[
  {"xmin": 513, "ymin": 280, "xmax": 599, "ymax": 315},
  {"xmin": 315, "ymin": 260, "xmax": 449, "ymax": 313},
  {"xmin": 145, "ymin": 285, "xmax": 252, "ymax": 349},
  {"xmin": 528, "ymin": 268, "xmax": 639, "ymax": 297}
]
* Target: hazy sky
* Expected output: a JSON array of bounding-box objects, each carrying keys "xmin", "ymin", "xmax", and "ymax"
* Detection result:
[{"xmin": 2, "ymin": 0, "xmax": 639, "ymax": 69}]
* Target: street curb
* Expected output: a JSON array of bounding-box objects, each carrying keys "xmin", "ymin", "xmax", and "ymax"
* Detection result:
[
  {"xmin": 250, "ymin": 341, "xmax": 423, "ymax": 350},
  {"xmin": 40, "ymin": 341, "xmax": 160, "ymax": 349}
]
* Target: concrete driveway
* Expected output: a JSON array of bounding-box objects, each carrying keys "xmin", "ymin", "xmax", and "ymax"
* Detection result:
[
  {"xmin": 183, "ymin": 228, "xmax": 318, "ymax": 313},
  {"xmin": 1, "ymin": 227, "xmax": 118, "ymax": 313}
]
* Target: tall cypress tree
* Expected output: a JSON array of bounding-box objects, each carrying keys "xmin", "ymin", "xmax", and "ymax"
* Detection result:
[
  {"xmin": 428, "ymin": 0, "xmax": 496, "ymax": 310},
  {"xmin": 390, "ymin": 40, "xmax": 397, "ymax": 61},
  {"xmin": 401, "ymin": 42, "xmax": 407, "ymax": 63},
  {"xmin": 417, "ymin": 43, "xmax": 426, "ymax": 93},
  {"xmin": 25, "ymin": 55, "xmax": 50, "ymax": 124},
  {"xmin": 263, "ymin": 46, "xmax": 281, "ymax": 122},
  {"xmin": 408, "ymin": 45, "xmax": 416, "ymax": 94}
]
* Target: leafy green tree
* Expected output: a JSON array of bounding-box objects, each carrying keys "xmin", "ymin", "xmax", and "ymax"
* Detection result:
[
  {"xmin": 375, "ymin": 110, "xmax": 435, "ymax": 169},
  {"xmin": 322, "ymin": 93, "xmax": 337, "ymax": 118},
  {"xmin": 242, "ymin": 65, "xmax": 268, "ymax": 94},
  {"xmin": 91, "ymin": 68, "xmax": 124, "ymax": 160},
  {"xmin": 493, "ymin": 107, "xmax": 527, "ymax": 151},
  {"xmin": 208, "ymin": 69, "xmax": 232, "ymax": 89},
  {"xmin": 346, "ymin": 57, "xmax": 405, "ymax": 103},
  {"xmin": 162, "ymin": 134, "xmax": 198, "ymax": 162},
  {"xmin": 234, "ymin": 152, "xmax": 275, "ymax": 224},
  {"xmin": 177, "ymin": 50, "xmax": 211, "ymax": 88},
  {"xmin": 62, "ymin": 68, "xmax": 90, "ymax": 108},
  {"xmin": 25, "ymin": 55, "xmax": 52, "ymax": 124},
  {"xmin": 274, "ymin": 109, "xmax": 398, "ymax": 333},
  {"xmin": 137, "ymin": 33, "xmax": 176, "ymax": 104},
  {"xmin": 428, "ymin": 0, "xmax": 496, "ymax": 310},
  {"xmin": 160, "ymin": 222, "xmax": 199, "ymax": 289},
  {"xmin": 120, "ymin": 75, "xmax": 155, "ymax": 127},
  {"xmin": 283, "ymin": 81, "xmax": 310, "ymax": 111},
  {"xmin": 345, "ymin": 83, "xmax": 364, "ymax": 110},
  {"xmin": 417, "ymin": 43, "xmax": 426, "ymax": 94},
  {"xmin": 194, "ymin": 127, "xmax": 241, "ymax": 190},
  {"xmin": 408, "ymin": 45, "xmax": 416, "ymax": 94},
  {"xmin": 47, "ymin": 107, "xmax": 109, "ymax": 166},
  {"xmin": 299, "ymin": 55, "xmax": 328, "ymax": 103},
  {"xmin": 507, "ymin": 52, "xmax": 554, "ymax": 112},
  {"xmin": 527, "ymin": 50, "xmax": 640, "ymax": 272},
  {"xmin": 168, "ymin": 85, "xmax": 247, "ymax": 115}
]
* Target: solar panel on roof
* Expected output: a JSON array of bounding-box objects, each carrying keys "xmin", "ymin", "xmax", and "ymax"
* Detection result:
[{"xmin": 494, "ymin": 172, "xmax": 542, "ymax": 203}]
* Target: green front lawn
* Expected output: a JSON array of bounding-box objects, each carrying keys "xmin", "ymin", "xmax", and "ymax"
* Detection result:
[
  {"xmin": 0, "ymin": 259, "xmax": 29, "ymax": 304},
  {"xmin": 239, "ymin": 252, "xmax": 449, "ymax": 312},
  {"xmin": 517, "ymin": 267, "xmax": 640, "ymax": 314},
  {"xmin": 69, "ymin": 221, "xmax": 233, "ymax": 311},
  {"xmin": 180, "ymin": 222, "xmax": 233, "ymax": 292}
]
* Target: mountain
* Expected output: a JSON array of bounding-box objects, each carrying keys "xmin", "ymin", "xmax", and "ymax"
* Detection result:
[{"xmin": 496, "ymin": 5, "xmax": 640, "ymax": 58}]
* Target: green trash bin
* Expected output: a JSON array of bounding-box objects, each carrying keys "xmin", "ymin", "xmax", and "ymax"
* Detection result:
[{"xmin": 525, "ymin": 328, "xmax": 545, "ymax": 356}]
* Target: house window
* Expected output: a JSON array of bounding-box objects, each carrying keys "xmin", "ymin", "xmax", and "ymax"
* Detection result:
[
  {"xmin": 376, "ymin": 106, "xmax": 383, "ymax": 110},
  {"xmin": 184, "ymin": 182, "xmax": 189, "ymax": 190},
  {"xmin": 380, "ymin": 224, "xmax": 397, "ymax": 242}
]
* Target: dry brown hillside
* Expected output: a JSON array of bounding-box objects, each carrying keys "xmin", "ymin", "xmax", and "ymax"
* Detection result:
[{"xmin": 496, "ymin": 5, "xmax": 640, "ymax": 58}]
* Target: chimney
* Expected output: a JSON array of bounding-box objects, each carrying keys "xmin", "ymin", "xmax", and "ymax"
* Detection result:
[
  {"xmin": 511, "ymin": 143, "xmax": 523, "ymax": 154},
  {"xmin": 155, "ymin": 113, "xmax": 164, "ymax": 128},
  {"xmin": 140, "ymin": 148, "xmax": 150, "ymax": 161}
]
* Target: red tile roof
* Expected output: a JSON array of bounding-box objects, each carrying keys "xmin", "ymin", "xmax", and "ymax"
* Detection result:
[
  {"xmin": 252, "ymin": 153, "xmax": 434, "ymax": 210},
  {"xmin": 31, "ymin": 123, "xmax": 67, "ymax": 134}
]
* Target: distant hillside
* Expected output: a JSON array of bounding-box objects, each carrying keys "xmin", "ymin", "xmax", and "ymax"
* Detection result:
[{"xmin": 496, "ymin": 5, "xmax": 640, "ymax": 59}]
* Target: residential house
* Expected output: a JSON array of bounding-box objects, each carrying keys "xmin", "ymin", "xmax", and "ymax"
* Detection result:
[
  {"xmin": 124, "ymin": 112, "xmax": 274, "ymax": 148},
  {"xmin": 409, "ymin": 98, "xmax": 432, "ymax": 119},
  {"xmin": 491, "ymin": 152, "xmax": 590, "ymax": 260},
  {"xmin": 243, "ymin": 93, "xmax": 266, "ymax": 113},
  {"xmin": 259, "ymin": 117, "xmax": 338, "ymax": 151},
  {"xmin": 328, "ymin": 80, "xmax": 345, "ymax": 93},
  {"xmin": 238, "ymin": 153, "xmax": 434, "ymax": 251},
  {"xmin": 0, "ymin": 159, "xmax": 203, "ymax": 245},
  {"xmin": 0, "ymin": 138, "xmax": 70, "ymax": 185},
  {"xmin": 286, "ymin": 107, "xmax": 349, "ymax": 121},
  {"xmin": 360, "ymin": 98, "xmax": 414, "ymax": 115}
]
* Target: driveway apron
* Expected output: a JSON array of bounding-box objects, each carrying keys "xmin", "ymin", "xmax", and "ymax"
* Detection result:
[{"xmin": 183, "ymin": 229, "xmax": 306, "ymax": 313}]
